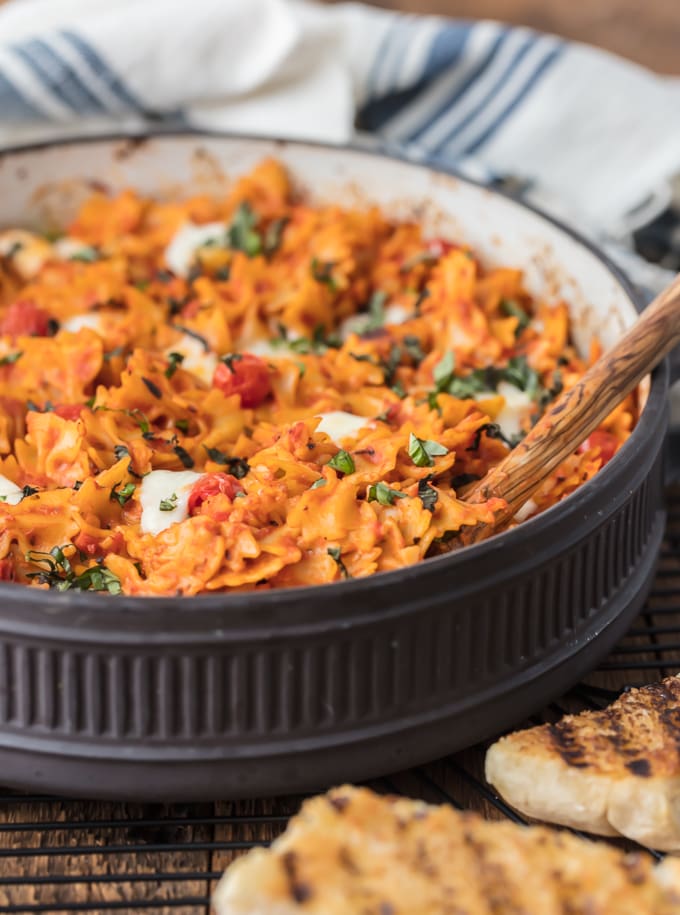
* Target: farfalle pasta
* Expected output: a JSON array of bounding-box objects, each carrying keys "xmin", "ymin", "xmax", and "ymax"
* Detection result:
[{"xmin": 0, "ymin": 159, "xmax": 635, "ymax": 595}]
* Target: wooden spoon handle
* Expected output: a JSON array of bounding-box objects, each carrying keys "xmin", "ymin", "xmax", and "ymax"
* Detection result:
[{"xmin": 459, "ymin": 273, "xmax": 680, "ymax": 545}]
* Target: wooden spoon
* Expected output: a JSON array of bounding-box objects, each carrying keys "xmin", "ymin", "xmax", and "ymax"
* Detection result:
[{"xmin": 455, "ymin": 272, "xmax": 680, "ymax": 547}]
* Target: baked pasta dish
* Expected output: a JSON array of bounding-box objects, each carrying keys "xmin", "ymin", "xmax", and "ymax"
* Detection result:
[{"xmin": 0, "ymin": 159, "xmax": 635, "ymax": 595}]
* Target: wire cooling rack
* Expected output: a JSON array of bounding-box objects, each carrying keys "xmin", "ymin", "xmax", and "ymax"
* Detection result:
[{"xmin": 0, "ymin": 488, "xmax": 679, "ymax": 914}]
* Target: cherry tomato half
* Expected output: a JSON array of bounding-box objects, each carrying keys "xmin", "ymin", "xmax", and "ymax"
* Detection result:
[
  {"xmin": 426, "ymin": 238, "xmax": 457, "ymax": 258},
  {"xmin": 212, "ymin": 353, "xmax": 271, "ymax": 408},
  {"xmin": 53, "ymin": 403, "xmax": 84, "ymax": 421},
  {"xmin": 579, "ymin": 429, "xmax": 619, "ymax": 466},
  {"xmin": 188, "ymin": 473, "xmax": 244, "ymax": 514},
  {"xmin": 0, "ymin": 301, "xmax": 52, "ymax": 337}
]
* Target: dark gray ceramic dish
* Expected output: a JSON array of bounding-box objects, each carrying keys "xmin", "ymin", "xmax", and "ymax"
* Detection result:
[{"xmin": 0, "ymin": 133, "xmax": 676, "ymax": 800}]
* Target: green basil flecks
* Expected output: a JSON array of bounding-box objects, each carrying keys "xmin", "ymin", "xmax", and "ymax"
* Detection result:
[
  {"xmin": 327, "ymin": 546, "xmax": 350, "ymax": 578},
  {"xmin": 263, "ymin": 217, "xmax": 289, "ymax": 256},
  {"xmin": 141, "ymin": 376, "xmax": 162, "ymax": 399},
  {"xmin": 69, "ymin": 246, "xmax": 99, "ymax": 263},
  {"xmin": 403, "ymin": 335, "xmax": 425, "ymax": 365},
  {"xmin": 311, "ymin": 258, "xmax": 338, "ymax": 290},
  {"xmin": 327, "ymin": 450, "xmax": 355, "ymax": 475},
  {"xmin": 24, "ymin": 546, "xmax": 122, "ymax": 594},
  {"xmin": 417, "ymin": 477, "xmax": 438, "ymax": 512},
  {"xmin": 173, "ymin": 445, "xmax": 194, "ymax": 468},
  {"xmin": 165, "ymin": 351, "xmax": 185, "ymax": 378},
  {"xmin": 501, "ymin": 299, "xmax": 530, "ymax": 335},
  {"xmin": 408, "ymin": 433, "xmax": 448, "ymax": 468},
  {"xmin": 367, "ymin": 482, "xmax": 407, "ymax": 506},
  {"xmin": 0, "ymin": 351, "xmax": 22, "ymax": 367},
  {"xmin": 203, "ymin": 446, "xmax": 250, "ymax": 479},
  {"xmin": 310, "ymin": 478, "xmax": 326, "ymax": 490},
  {"xmin": 227, "ymin": 202, "xmax": 262, "ymax": 257},
  {"xmin": 110, "ymin": 482, "xmax": 135, "ymax": 507},
  {"xmin": 159, "ymin": 493, "xmax": 178, "ymax": 512},
  {"xmin": 220, "ymin": 353, "xmax": 243, "ymax": 373}
]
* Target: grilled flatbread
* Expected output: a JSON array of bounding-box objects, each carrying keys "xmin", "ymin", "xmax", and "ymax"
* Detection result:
[
  {"xmin": 212, "ymin": 785, "xmax": 680, "ymax": 914},
  {"xmin": 485, "ymin": 675, "xmax": 680, "ymax": 850}
]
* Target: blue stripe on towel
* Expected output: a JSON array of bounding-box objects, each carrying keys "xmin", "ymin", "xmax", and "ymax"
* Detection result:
[
  {"xmin": 11, "ymin": 39, "xmax": 107, "ymax": 115},
  {"xmin": 427, "ymin": 32, "xmax": 538, "ymax": 154},
  {"xmin": 462, "ymin": 44, "xmax": 564, "ymax": 155},
  {"xmin": 386, "ymin": 27, "xmax": 509, "ymax": 144},
  {"xmin": 358, "ymin": 21, "xmax": 476, "ymax": 131},
  {"xmin": 58, "ymin": 30, "xmax": 145, "ymax": 113},
  {"xmin": 0, "ymin": 68, "xmax": 48, "ymax": 121}
]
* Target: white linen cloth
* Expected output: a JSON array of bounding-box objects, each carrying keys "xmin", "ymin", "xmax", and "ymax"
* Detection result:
[{"xmin": 0, "ymin": 0, "xmax": 679, "ymax": 291}]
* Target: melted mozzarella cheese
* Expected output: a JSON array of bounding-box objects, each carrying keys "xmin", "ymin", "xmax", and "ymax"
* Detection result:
[
  {"xmin": 495, "ymin": 381, "xmax": 533, "ymax": 440},
  {"xmin": 165, "ymin": 333, "xmax": 217, "ymax": 384},
  {"xmin": 315, "ymin": 411, "xmax": 369, "ymax": 445},
  {"xmin": 0, "ymin": 474, "xmax": 24, "ymax": 506},
  {"xmin": 61, "ymin": 313, "xmax": 104, "ymax": 334},
  {"xmin": 245, "ymin": 339, "xmax": 297, "ymax": 360},
  {"xmin": 0, "ymin": 230, "xmax": 51, "ymax": 279},
  {"xmin": 139, "ymin": 469, "xmax": 204, "ymax": 536},
  {"xmin": 339, "ymin": 302, "xmax": 410, "ymax": 341},
  {"xmin": 53, "ymin": 238, "xmax": 96, "ymax": 261},
  {"xmin": 164, "ymin": 222, "xmax": 227, "ymax": 278},
  {"xmin": 383, "ymin": 303, "xmax": 410, "ymax": 325}
]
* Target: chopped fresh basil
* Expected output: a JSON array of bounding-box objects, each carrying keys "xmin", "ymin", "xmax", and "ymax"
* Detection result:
[
  {"xmin": 103, "ymin": 346, "xmax": 125, "ymax": 362},
  {"xmin": 159, "ymin": 493, "xmax": 178, "ymax": 512},
  {"xmin": 501, "ymin": 299, "xmax": 530, "ymax": 335},
  {"xmin": 141, "ymin": 376, "xmax": 162, "ymax": 399},
  {"xmin": 171, "ymin": 324, "xmax": 209, "ymax": 351},
  {"xmin": 446, "ymin": 370, "xmax": 490, "ymax": 399},
  {"xmin": 25, "ymin": 546, "xmax": 121, "ymax": 593},
  {"xmin": 381, "ymin": 344, "xmax": 402, "ymax": 389},
  {"xmin": 403, "ymin": 335, "xmax": 425, "ymax": 365},
  {"xmin": 366, "ymin": 290, "xmax": 387, "ymax": 330},
  {"xmin": 408, "ymin": 433, "xmax": 448, "ymax": 468},
  {"xmin": 311, "ymin": 258, "xmax": 338, "ymax": 290},
  {"xmin": 466, "ymin": 422, "xmax": 519, "ymax": 452},
  {"xmin": 327, "ymin": 450, "xmax": 355, "ymax": 475},
  {"xmin": 400, "ymin": 250, "xmax": 438, "ymax": 273},
  {"xmin": 327, "ymin": 545, "xmax": 350, "ymax": 578},
  {"xmin": 310, "ymin": 478, "xmax": 326, "ymax": 490},
  {"xmin": 432, "ymin": 351, "xmax": 455, "ymax": 391},
  {"xmin": 203, "ymin": 445, "xmax": 250, "ymax": 479},
  {"xmin": 0, "ymin": 351, "xmax": 22, "ymax": 367},
  {"xmin": 165, "ymin": 351, "xmax": 185, "ymax": 379},
  {"xmin": 227, "ymin": 202, "xmax": 262, "ymax": 257},
  {"xmin": 69, "ymin": 246, "xmax": 99, "ymax": 263},
  {"xmin": 173, "ymin": 444, "xmax": 194, "ymax": 468},
  {"xmin": 417, "ymin": 477, "xmax": 438, "ymax": 512},
  {"xmin": 220, "ymin": 353, "xmax": 243, "ymax": 373},
  {"xmin": 264, "ymin": 217, "xmax": 289, "ymax": 256},
  {"xmin": 175, "ymin": 418, "xmax": 190, "ymax": 434},
  {"xmin": 367, "ymin": 481, "xmax": 407, "ymax": 506},
  {"xmin": 110, "ymin": 482, "xmax": 135, "ymax": 507},
  {"xmin": 500, "ymin": 356, "xmax": 543, "ymax": 401},
  {"xmin": 413, "ymin": 287, "xmax": 430, "ymax": 316},
  {"xmin": 21, "ymin": 485, "xmax": 38, "ymax": 498}
]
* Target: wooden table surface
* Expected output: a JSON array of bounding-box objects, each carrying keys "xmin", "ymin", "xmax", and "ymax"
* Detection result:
[{"xmin": 326, "ymin": 0, "xmax": 680, "ymax": 74}]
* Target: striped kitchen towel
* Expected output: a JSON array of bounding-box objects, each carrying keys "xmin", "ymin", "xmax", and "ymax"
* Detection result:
[{"xmin": 0, "ymin": 0, "xmax": 679, "ymax": 289}]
